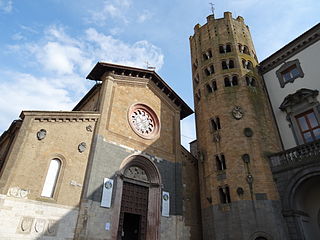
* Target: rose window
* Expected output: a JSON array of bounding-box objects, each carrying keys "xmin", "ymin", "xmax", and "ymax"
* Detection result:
[{"xmin": 128, "ymin": 104, "xmax": 160, "ymax": 139}]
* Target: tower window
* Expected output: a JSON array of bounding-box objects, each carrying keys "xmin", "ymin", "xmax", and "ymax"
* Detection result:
[
  {"xmin": 211, "ymin": 117, "xmax": 221, "ymax": 131},
  {"xmin": 194, "ymin": 74, "xmax": 199, "ymax": 85},
  {"xmin": 203, "ymin": 49, "xmax": 213, "ymax": 60},
  {"xmin": 224, "ymin": 76, "xmax": 239, "ymax": 87},
  {"xmin": 226, "ymin": 44, "xmax": 231, "ymax": 52},
  {"xmin": 195, "ymin": 89, "xmax": 201, "ymax": 102},
  {"xmin": 232, "ymin": 76, "xmax": 238, "ymax": 86},
  {"xmin": 204, "ymin": 65, "xmax": 215, "ymax": 76},
  {"xmin": 242, "ymin": 59, "xmax": 253, "ymax": 70},
  {"xmin": 206, "ymin": 80, "xmax": 218, "ymax": 94},
  {"xmin": 206, "ymin": 84, "xmax": 213, "ymax": 93},
  {"xmin": 222, "ymin": 60, "xmax": 235, "ymax": 70},
  {"xmin": 222, "ymin": 61, "xmax": 228, "ymax": 70},
  {"xmin": 216, "ymin": 154, "xmax": 226, "ymax": 170},
  {"xmin": 219, "ymin": 186, "xmax": 231, "ymax": 204},
  {"xmin": 246, "ymin": 76, "xmax": 256, "ymax": 87},
  {"xmin": 212, "ymin": 80, "xmax": 217, "ymax": 91},
  {"xmin": 224, "ymin": 77, "xmax": 231, "ymax": 87},
  {"xmin": 41, "ymin": 158, "xmax": 61, "ymax": 198},
  {"xmin": 238, "ymin": 44, "xmax": 250, "ymax": 55},
  {"xmin": 219, "ymin": 44, "xmax": 232, "ymax": 54}
]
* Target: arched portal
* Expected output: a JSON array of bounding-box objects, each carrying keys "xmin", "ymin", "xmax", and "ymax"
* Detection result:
[
  {"xmin": 293, "ymin": 175, "xmax": 320, "ymax": 240},
  {"xmin": 111, "ymin": 155, "xmax": 161, "ymax": 240}
]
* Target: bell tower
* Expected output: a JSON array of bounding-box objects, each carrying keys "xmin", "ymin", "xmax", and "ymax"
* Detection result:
[{"xmin": 190, "ymin": 12, "xmax": 288, "ymax": 239}]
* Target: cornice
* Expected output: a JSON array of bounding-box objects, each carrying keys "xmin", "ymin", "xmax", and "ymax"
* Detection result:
[{"xmin": 20, "ymin": 111, "xmax": 100, "ymax": 123}]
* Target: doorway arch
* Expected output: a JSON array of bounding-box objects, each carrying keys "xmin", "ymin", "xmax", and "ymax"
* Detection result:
[
  {"xmin": 112, "ymin": 154, "xmax": 161, "ymax": 240},
  {"xmin": 284, "ymin": 167, "xmax": 320, "ymax": 240}
]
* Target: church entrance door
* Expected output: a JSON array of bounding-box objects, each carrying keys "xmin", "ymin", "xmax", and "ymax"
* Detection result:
[{"xmin": 117, "ymin": 181, "xmax": 149, "ymax": 240}]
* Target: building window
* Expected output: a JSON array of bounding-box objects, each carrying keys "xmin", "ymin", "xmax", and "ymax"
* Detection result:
[
  {"xmin": 204, "ymin": 65, "xmax": 214, "ymax": 76},
  {"xmin": 216, "ymin": 154, "xmax": 226, "ymax": 170},
  {"xmin": 276, "ymin": 59, "xmax": 304, "ymax": 88},
  {"xmin": 242, "ymin": 59, "xmax": 253, "ymax": 70},
  {"xmin": 211, "ymin": 117, "xmax": 221, "ymax": 131},
  {"xmin": 203, "ymin": 49, "xmax": 213, "ymax": 60},
  {"xmin": 41, "ymin": 159, "xmax": 61, "ymax": 198},
  {"xmin": 246, "ymin": 76, "xmax": 256, "ymax": 87},
  {"xmin": 222, "ymin": 59, "xmax": 235, "ymax": 70},
  {"xmin": 206, "ymin": 80, "xmax": 217, "ymax": 94},
  {"xmin": 195, "ymin": 89, "xmax": 201, "ymax": 102},
  {"xmin": 295, "ymin": 110, "xmax": 320, "ymax": 143},
  {"xmin": 224, "ymin": 76, "xmax": 239, "ymax": 87},
  {"xmin": 219, "ymin": 186, "xmax": 231, "ymax": 203},
  {"xmin": 219, "ymin": 44, "xmax": 232, "ymax": 54},
  {"xmin": 280, "ymin": 88, "xmax": 319, "ymax": 145},
  {"xmin": 239, "ymin": 44, "xmax": 250, "ymax": 55}
]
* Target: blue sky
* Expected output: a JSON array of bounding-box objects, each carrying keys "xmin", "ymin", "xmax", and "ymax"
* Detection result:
[{"xmin": 0, "ymin": 0, "xmax": 319, "ymax": 149}]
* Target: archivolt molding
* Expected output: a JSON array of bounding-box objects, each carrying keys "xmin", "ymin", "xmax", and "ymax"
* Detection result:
[
  {"xmin": 283, "ymin": 166, "xmax": 320, "ymax": 210},
  {"xmin": 119, "ymin": 154, "xmax": 161, "ymax": 185}
]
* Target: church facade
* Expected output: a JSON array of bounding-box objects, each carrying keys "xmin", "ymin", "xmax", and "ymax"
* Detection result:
[{"xmin": 0, "ymin": 12, "xmax": 319, "ymax": 240}]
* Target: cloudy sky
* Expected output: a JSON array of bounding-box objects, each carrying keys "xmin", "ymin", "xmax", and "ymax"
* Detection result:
[{"xmin": 0, "ymin": 0, "xmax": 319, "ymax": 149}]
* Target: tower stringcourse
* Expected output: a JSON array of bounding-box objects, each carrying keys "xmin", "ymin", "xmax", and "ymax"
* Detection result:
[{"xmin": 189, "ymin": 12, "xmax": 288, "ymax": 240}]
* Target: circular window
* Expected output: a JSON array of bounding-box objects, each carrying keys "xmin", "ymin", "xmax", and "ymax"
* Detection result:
[{"xmin": 128, "ymin": 104, "xmax": 160, "ymax": 139}]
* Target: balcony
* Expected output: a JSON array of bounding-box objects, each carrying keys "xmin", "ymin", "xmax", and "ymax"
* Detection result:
[{"xmin": 268, "ymin": 139, "xmax": 320, "ymax": 172}]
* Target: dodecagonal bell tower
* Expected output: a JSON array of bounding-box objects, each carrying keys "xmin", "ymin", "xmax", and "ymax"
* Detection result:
[{"xmin": 190, "ymin": 12, "xmax": 288, "ymax": 240}]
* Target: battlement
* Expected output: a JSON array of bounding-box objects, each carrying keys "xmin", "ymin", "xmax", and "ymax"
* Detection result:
[{"xmin": 193, "ymin": 12, "xmax": 245, "ymax": 33}]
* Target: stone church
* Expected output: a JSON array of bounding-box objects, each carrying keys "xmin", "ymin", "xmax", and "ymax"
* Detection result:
[{"xmin": 0, "ymin": 12, "xmax": 319, "ymax": 240}]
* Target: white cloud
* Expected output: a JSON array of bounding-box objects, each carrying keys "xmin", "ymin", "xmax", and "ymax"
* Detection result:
[
  {"xmin": 11, "ymin": 32, "xmax": 24, "ymax": 41},
  {"xmin": 1, "ymin": 25, "xmax": 164, "ymax": 132},
  {"xmin": 87, "ymin": 0, "xmax": 132, "ymax": 25},
  {"xmin": 0, "ymin": 71, "xmax": 76, "ymax": 132},
  {"xmin": 137, "ymin": 10, "xmax": 152, "ymax": 23},
  {"xmin": 85, "ymin": 28, "xmax": 164, "ymax": 70},
  {"xmin": 0, "ymin": 0, "xmax": 12, "ymax": 13}
]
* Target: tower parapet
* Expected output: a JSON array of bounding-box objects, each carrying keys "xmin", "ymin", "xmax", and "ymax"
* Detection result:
[{"xmin": 190, "ymin": 12, "xmax": 288, "ymax": 240}]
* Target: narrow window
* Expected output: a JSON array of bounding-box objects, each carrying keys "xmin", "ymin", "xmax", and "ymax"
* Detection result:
[
  {"xmin": 243, "ymin": 45, "xmax": 250, "ymax": 55},
  {"xmin": 295, "ymin": 110, "xmax": 320, "ymax": 143},
  {"xmin": 226, "ymin": 44, "xmax": 231, "ymax": 53},
  {"xmin": 219, "ymin": 45, "xmax": 225, "ymax": 54},
  {"xmin": 246, "ymin": 76, "xmax": 256, "ymax": 87},
  {"xmin": 224, "ymin": 77, "xmax": 231, "ymax": 87},
  {"xmin": 239, "ymin": 44, "xmax": 243, "ymax": 53},
  {"xmin": 204, "ymin": 68, "xmax": 210, "ymax": 76},
  {"xmin": 203, "ymin": 53, "xmax": 208, "ymax": 60},
  {"xmin": 206, "ymin": 84, "xmax": 213, "ymax": 93},
  {"xmin": 232, "ymin": 76, "xmax": 238, "ymax": 86},
  {"xmin": 212, "ymin": 80, "xmax": 217, "ymax": 91},
  {"xmin": 211, "ymin": 117, "xmax": 221, "ymax": 131},
  {"xmin": 195, "ymin": 89, "xmax": 201, "ymax": 102},
  {"xmin": 247, "ymin": 61, "xmax": 253, "ymax": 70},
  {"xmin": 209, "ymin": 65, "xmax": 214, "ymax": 74},
  {"xmin": 216, "ymin": 154, "xmax": 226, "ymax": 170},
  {"xmin": 222, "ymin": 61, "xmax": 228, "ymax": 70},
  {"xmin": 219, "ymin": 186, "xmax": 231, "ymax": 203},
  {"xmin": 242, "ymin": 59, "xmax": 247, "ymax": 68},
  {"xmin": 41, "ymin": 159, "xmax": 61, "ymax": 198},
  {"xmin": 194, "ymin": 74, "xmax": 199, "ymax": 85},
  {"xmin": 229, "ymin": 60, "xmax": 235, "ymax": 69}
]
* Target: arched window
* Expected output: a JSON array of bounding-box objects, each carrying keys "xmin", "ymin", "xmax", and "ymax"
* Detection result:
[
  {"xmin": 224, "ymin": 77, "xmax": 231, "ymax": 87},
  {"xmin": 229, "ymin": 60, "xmax": 235, "ymax": 69},
  {"xmin": 232, "ymin": 76, "xmax": 238, "ymax": 86},
  {"xmin": 41, "ymin": 159, "xmax": 61, "ymax": 198},
  {"xmin": 226, "ymin": 44, "xmax": 232, "ymax": 53}
]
